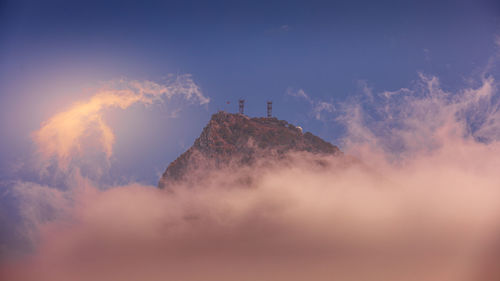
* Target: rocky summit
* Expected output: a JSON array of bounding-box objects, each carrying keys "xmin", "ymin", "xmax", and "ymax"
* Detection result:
[{"xmin": 158, "ymin": 111, "xmax": 342, "ymax": 189}]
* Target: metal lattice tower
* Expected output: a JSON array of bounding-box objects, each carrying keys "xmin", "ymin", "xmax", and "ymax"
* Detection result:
[
  {"xmin": 267, "ymin": 101, "xmax": 272, "ymax": 118},
  {"xmin": 239, "ymin": 99, "xmax": 245, "ymax": 114}
]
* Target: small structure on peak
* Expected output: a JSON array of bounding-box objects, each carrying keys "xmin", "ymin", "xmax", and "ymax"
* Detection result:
[
  {"xmin": 239, "ymin": 99, "xmax": 245, "ymax": 115},
  {"xmin": 267, "ymin": 101, "xmax": 272, "ymax": 118}
]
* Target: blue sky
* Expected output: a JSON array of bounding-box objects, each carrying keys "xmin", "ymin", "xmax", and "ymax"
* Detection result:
[{"xmin": 1, "ymin": 0, "xmax": 500, "ymax": 185}]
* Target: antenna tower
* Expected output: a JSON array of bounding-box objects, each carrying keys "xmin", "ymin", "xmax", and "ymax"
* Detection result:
[
  {"xmin": 267, "ymin": 101, "xmax": 272, "ymax": 118},
  {"xmin": 239, "ymin": 99, "xmax": 245, "ymax": 114}
]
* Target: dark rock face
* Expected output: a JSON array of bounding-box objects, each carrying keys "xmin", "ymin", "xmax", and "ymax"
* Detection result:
[{"xmin": 158, "ymin": 111, "xmax": 342, "ymax": 189}]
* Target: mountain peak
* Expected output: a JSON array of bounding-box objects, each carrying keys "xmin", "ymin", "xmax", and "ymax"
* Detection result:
[{"xmin": 159, "ymin": 111, "xmax": 341, "ymax": 189}]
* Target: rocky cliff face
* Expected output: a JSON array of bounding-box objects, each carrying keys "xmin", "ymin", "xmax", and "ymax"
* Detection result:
[{"xmin": 158, "ymin": 111, "xmax": 342, "ymax": 189}]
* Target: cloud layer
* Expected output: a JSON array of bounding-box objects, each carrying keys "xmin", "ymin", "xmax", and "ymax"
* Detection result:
[{"xmin": 3, "ymin": 147, "xmax": 500, "ymax": 281}]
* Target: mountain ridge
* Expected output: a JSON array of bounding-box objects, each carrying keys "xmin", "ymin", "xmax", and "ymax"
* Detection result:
[{"xmin": 158, "ymin": 111, "xmax": 342, "ymax": 189}]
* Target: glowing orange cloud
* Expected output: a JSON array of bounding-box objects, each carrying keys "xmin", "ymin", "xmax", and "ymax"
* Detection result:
[{"xmin": 32, "ymin": 75, "xmax": 209, "ymax": 174}]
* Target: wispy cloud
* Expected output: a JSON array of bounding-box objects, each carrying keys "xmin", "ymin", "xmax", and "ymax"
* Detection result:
[
  {"xmin": 266, "ymin": 24, "xmax": 291, "ymax": 33},
  {"xmin": 338, "ymin": 73, "xmax": 498, "ymax": 163},
  {"xmin": 423, "ymin": 48, "xmax": 431, "ymax": 62},
  {"xmin": 279, "ymin": 24, "xmax": 290, "ymax": 31},
  {"xmin": 287, "ymin": 88, "xmax": 334, "ymax": 120},
  {"xmin": 32, "ymin": 74, "xmax": 208, "ymax": 175}
]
